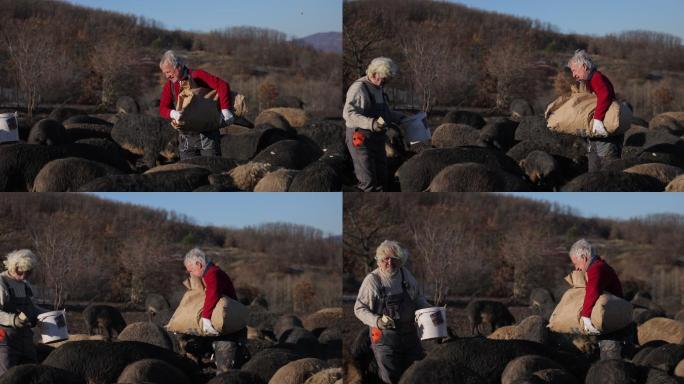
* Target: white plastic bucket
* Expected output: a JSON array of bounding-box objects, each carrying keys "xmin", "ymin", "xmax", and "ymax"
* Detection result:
[
  {"xmin": 0, "ymin": 112, "xmax": 19, "ymax": 143},
  {"xmin": 37, "ymin": 310, "xmax": 68, "ymax": 344},
  {"xmin": 415, "ymin": 307, "xmax": 447, "ymax": 340},
  {"xmin": 400, "ymin": 112, "xmax": 431, "ymax": 144}
]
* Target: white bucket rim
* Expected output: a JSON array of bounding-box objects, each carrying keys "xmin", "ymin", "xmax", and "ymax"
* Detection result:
[
  {"xmin": 415, "ymin": 306, "xmax": 445, "ymax": 317},
  {"xmin": 37, "ymin": 310, "xmax": 65, "ymax": 321}
]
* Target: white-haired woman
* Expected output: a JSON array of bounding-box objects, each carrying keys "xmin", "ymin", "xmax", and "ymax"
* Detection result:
[
  {"xmin": 343, "ymin": 57, "xmax": 406, "ymax": 192},
  {"xmin": 568, "ymin": 239, "xmax": 629, "ymax": 360},
  {"xmin": 567, "ymin": 49, "xmax": 621, "ymax": 171},
  {"xmin": 159, "ymin": 50, "xmax": 233, "ymax": 159},
  {"xmin": 354, "ymin": 240, "xmax": 429, "ymax": 383},
  {"xmin": 0, "ymin": 249, "xmax": 48, "ymax": 374}
]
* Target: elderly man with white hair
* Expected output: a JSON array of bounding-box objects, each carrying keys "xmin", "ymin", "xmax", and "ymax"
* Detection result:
[
  {"xmin": 567, "ymin": 49, "xmax": 621, "ymax": 171},
  {"xmin": 0, "ymin": 249, "xmax": 48, "ymax": 374},
  {"xmin": 343, "ymin": 57, "xmax": 406, "ymax": 192},
  {"xmin": 183, "ymin": 247, "xmax": 247, "ymax": 372},
  {"xmin": 159, "ymin": 50, "xmax": 234, "ymax": 160},
  {"xmin": 568, "ymin": 238, "xmax": 628, "ymax": 360},
  {"xmin": 354, "ymin": 240, "xmax": 429, "ymax": 384}
]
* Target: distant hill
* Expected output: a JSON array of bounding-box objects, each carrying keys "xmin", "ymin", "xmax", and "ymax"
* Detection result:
[
  {"xmin": 344, "ymin": 0, "xmax": 684, "ymax": 118},
  {"xmin": 297, "ymin": 31, "xmax": 342, "ymax": 53},
  {"xmin": 0, "ymin": 0, "xmax": 342, "ymax": 117},
  {"xmin": 0, "ymin": 194, "xmax": 341, "ymax": 312},
  {"xmin": 344, "ymin": 193, "xmax": 684, "ymax": 308}
]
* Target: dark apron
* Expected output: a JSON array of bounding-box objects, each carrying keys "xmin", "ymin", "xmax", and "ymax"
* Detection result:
[
  {"xmin": 0, "ymin": 276, "xmax": 37, "ymax": 375},
  {"xmin": 371, "ymin": 268, "xmax": 419, "ymax": 345},
  {"xmin": 347, "ymin": 81, "xmax": 392, "ymax": 191},
  {"xmin": 369, "ymin": 268, "xmax": 423, "ymax": 384}
]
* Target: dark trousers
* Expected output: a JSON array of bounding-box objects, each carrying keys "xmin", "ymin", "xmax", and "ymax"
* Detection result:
[
  {"xmin": 587, "ymin": 135, "xmax": 622, "ymax": 172},
  {"xmin": 371, "ymin": 329, "xmax": 424, "ymax": 384},
  {"xmin": 0, "ymin": 330, "xmax": 37, "ymax": 375},
  {"xmin": 179, "ymin": 131, "xmax": 221, "ymax": 160},
  {"xmin": 346, "ymin": 127, "xmax": 387, "ymax": 192}
]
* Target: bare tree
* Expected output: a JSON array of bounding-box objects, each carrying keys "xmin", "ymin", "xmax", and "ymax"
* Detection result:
[
  {"xmin": 399, "ymin": 22, "xmax": 475, "ymax": 112},
  {"xmin": 28, "ymin": 214, "xmax": 93, "ymax": 309},
  {"xmin": 0, "ymin": 19, "xmax": 57, "ymax": 117},
  {"xmin": 485, "ymin": 37, "xmax": 536, "ymax": 112},
  {"xmin": 90, "ymin": 33, "xmax": 140, "ymax": 108},
  {"xmin": 501, "ymin": 225, "xmax": 552, "ymax": 300},
  {"xmin": 343, "ymin": 207, "xmax": 385, "ymax": 277}
]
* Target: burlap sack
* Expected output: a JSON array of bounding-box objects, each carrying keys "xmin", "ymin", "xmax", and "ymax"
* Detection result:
[
  {"xmin": 545, "ymin": 91, "xmax": 632, "ymax": 137},
  {"xmin": 173, "ymin": 87, "xmax": 221, "ymax": 133},
  {"xmin": 166, "ymin": 276, "xmax": 248, "ymax": 336},
  {"xmin": 548, "ymin": 271, "xmax": 632, "ymax": 334}
]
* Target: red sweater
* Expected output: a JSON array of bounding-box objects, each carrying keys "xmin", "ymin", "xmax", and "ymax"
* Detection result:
[
  {"xmin": 159, "ymin": 67, "xmax": 231, "ymax": 120},
  {"xmin": 585, "ymin": 70, "xmax": 615, "ymax": 122},
  {"xmin": 201, "ymin": 263, "xmax": 237, "ymax": 319},
  {"xmin": 581, "ymin": 257, "xmax": 623, "ymax": 317}
]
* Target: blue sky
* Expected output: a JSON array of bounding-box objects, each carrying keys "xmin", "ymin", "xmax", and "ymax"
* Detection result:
[
  {"xmin": 504, "ymin": 193, "xmax": 684, "ymax": 220},
  {"xmin": 89, "ymin": 193, "xmax": 342, "ymax": 235},
  {"xmin": 64, "ymin": 0, "xmax": 342, "ymax": 38},
  {"xmin": 454, "ymin": 0, "xmax": 684, "ymax": 40}
]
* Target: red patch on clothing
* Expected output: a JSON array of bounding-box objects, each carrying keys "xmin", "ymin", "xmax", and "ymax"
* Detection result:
[
  {"xmin": 0, "ymin": 328, "xmax": 6, "ymax": 342},
  {"xmin": 352, "ymin": 130, "xmax": 365, "ymax": 147},
  {"xmin": 370, "ymin": 326, "xmax": 382, "ymax": 344}
]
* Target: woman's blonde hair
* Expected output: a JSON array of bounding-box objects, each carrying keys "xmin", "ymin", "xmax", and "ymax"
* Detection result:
[{"xmin": 4, "ymin": 249, "xmax": 38, "ymax": 274}]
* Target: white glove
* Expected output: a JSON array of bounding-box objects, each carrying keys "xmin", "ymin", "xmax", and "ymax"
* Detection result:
[
  {"xmin": 591, "ymin": 119, "xmax": 608, "ymax": 138},
  {"xmin": 170, "ymin": 110, "xmax": 182, "ymax": 121},
  {"xmin": 376, "ymin": 315, "xmax": 395, "ymax": 330},
  {"xmin": 371, "ymin": 117, "xmax": 387, "ymax": 132},
  {"xmin": 221, "ymin": 109, "xmax": 235, "ymax": 126},
  {"xmin": 201, "ymin": 318, "xmax": 219, "ymax": 336},
  {"xmin": 581, "ymin": 316, "xmax": 600, "ymax": 335},
  {"xmin": 13, "ymin": 312, "xmax": 30, "ymax": 328}
]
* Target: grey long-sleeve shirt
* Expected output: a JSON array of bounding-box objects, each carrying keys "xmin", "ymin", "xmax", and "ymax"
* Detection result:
[
  {"xmin": 354, "ymin": 267, "xmax": 430, "ymax": 328},
  {"xmin": 343, "ymin": 76, "xmax": 404, "ymax": 130},
  {"xmin": 0, "ymin": 271, "xmax": 46, "ymax": 327}
]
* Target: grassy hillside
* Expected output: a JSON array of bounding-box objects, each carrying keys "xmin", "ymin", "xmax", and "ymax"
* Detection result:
[
  {"xmin": 0, "ymin": 0, "xmax": 342, "ymax": 118},
  {"xmin": 343, "ymin": 193, "xmax": 684, "ymax": 309},
  {"xmin": 0, "ymin": 193, "xmax": 341, "ymax": 314},
  {"xmin": 344, "ymin": 0, "xmax": 684, "ymax": 119}
]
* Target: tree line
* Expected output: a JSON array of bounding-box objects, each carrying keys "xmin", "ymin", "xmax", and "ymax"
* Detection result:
[
  {"xmin": 0, "ymin": 0, "xmax": 341, "ymax": 117},
  {"xmin": 344, "ymin": 0, "xmax": 684, "ymax": 117},
  {"xmin": 343, "ymin": 193, "xmax": 684, "ymax": 304},
  {"xmin": 0, "ymin": 193, "xmax": 340, "ymax": 309}
]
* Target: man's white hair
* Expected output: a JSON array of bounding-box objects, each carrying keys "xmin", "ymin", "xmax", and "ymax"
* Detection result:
[
  {"xmin": 375, "ymin": 240, "xmax": 408, "ymax": 265},
  {"xmin": 366, "ymin": 57, "xmax": 398, "ymax": 79},
  {"xmin": 569, "ymin": 238, "xmax": 596, "ymax": 260},
  {"xmin": 160, "ymin": 50, "xmax": 185, "ymax": 69},
  {"xmin": 184, "ymin": 247, "xmax": 207, "ymax": 267},
  {"xmin": 567, "ymin": 49, "xmax": 595, "ymax": 71},
  {"xmin": 4, "ymin": 249, "xmax": 38, "ymax": 274}
]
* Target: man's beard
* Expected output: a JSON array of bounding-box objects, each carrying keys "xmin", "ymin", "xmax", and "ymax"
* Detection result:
[{"xmin": 379, "ymin": 264, "xmax": 398, "ymax": 276}]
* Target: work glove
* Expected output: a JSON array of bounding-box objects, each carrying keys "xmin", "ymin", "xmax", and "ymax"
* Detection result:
[
  {"xmin": 376, "ymin": 315, "xmax": 395, "ymax": 330},
  {"xmin": 221, "ymin": 109, "xmax": 235, "ymax": 126},
  {"xmin": 371, "ymin": 116, "xmax": 387, "ymax": 133},
  {"xmin": 170, "ymin": 110, "xmax": 183, "ymax": 122},
  {"xmin": 202, "ymin": 318, "xmax": 219, "ymax": 336},
  {"xmin": 13, "ymin": 312, "xmax": 30, "ymax": 328},
  {"xmin": 581, "ymin": 316, "xmax": 600, "ymax": 335},
  {"xmin": 591, "ymin": 119, "xmax": 608, "ymax": 138}
]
